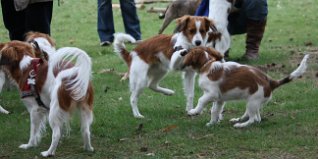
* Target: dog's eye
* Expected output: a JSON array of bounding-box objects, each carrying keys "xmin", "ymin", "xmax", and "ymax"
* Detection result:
[
  {"xmin": 189, "ymin": 29, "xmax": 196, "ymax": 34},
  {"xmin": 199, "ymin": 29, "xmax": 205, "ymax": 34}
]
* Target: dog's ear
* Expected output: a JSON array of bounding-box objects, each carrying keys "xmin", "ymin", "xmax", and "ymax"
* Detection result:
[
  {"xmin": 208, "ymin": 31, "xmax": 222, "ymax": 42},
  {"xmin": 205, "ymin": 47, "xmax": 224, "ymax": 61},
  {"xmin": 174, "ymin": 15, "xmax": 191, "ymax": 33},
  {"xmin": 0, "ymin": 45, "xmax": 17, "ymax": 65}
]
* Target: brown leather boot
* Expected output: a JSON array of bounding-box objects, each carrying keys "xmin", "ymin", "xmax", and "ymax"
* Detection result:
[{"xmin": 242, "ymin": 19, "xmax": 267, "ymax": 60}]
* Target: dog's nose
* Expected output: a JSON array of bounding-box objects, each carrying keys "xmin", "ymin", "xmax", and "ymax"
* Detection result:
[{"xmin": 195, "ymin": 40, "xmax": 201, "ymax": 46}]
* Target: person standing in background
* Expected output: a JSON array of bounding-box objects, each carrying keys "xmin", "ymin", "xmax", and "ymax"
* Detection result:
[
  {"xmin": 1, "ymin": 0, "xmax": 53, "ymax": 41},
  {"xmin": 97, "ymin": 0, "xmax": 142, "ymax": 46}
]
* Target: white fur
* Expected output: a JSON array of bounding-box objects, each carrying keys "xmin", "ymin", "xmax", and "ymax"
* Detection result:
[
  {"xmin": 33, "ymin": 37, "xmax": 56, "ymax": 56},
  {"xmin": 113, "ymin": 33, "xmax": 136, "ymax": 54},
  {"xmin": 19, "ymin": 55, "xmax": 33, "ymax": 70},
  {"xmin": 206, "ymin": 0, "xmax": 232, "ymax": 54},
  {"xmin": 290, "ymin": 54, "xmax": 309, "ymax": 78}
]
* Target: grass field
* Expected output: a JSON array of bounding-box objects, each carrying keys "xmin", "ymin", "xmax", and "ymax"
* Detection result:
[{"xmin": 1, "ymin": 0, "xmax": 318, "ymax": 158}]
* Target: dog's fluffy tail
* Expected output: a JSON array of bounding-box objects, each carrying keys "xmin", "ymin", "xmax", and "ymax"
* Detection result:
[
  {"xmin": 113, "ymin": 33, "xmax": 136, "ymax": 67},
  {"xmin": 50, "ymin": 47, "xmax": 92, "ymax": 101},
  {"xmin": 270, "ymin": 54, "xmax": 309, "ymax": 90}
]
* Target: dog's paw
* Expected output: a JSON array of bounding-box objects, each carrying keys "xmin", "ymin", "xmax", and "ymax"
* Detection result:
[
  {"xmin": 85, "ymin": 146, "xmax": 94, "ymax": 152},
  {"xmin": 187, "ymin": 109, "xmax": 200, "ymax": 116},
  {"xmin": 163, "ymin": 89, "xmax": 175, "ymax": 96},
  {"xmin": 19, "ymin": 144, "xmax": 33, "ymax": 149},
  {"xmin": 229, "ymin": 118, "xmax": 240, "ymax": 123},
  {"xmin": 41, "ymin": 150, "xmax": 54, "ymax": 157},
  {"xmin": 233, "ymin": 123, "xmax": 248, "ymax": 128},
  {"xmin": 134, "ymin": 114, "xmax": 145, "ymax": 119},
  {"xmin": 180, "ymin": 49, "xmax": 188, "ymax": 56},
  {"xmin": 206, "ymin": 122, "xmax": 215, "ymax": 127}
]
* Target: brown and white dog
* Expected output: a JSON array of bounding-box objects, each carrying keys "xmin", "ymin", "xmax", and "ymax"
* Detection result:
[
  {"xmin": 114, "ymin": 16, "xmax": 218, "ymax": 118},
  {"xmin": 0, "ymin": 32, "xmax": 56, "ymax": 115},
  {"xmin": 0, "ymin": 40, "xmax": 94, "ymax": 157},
  {"xmin": 170, "ymin": 48, "xmax": 309, "ymax": 128}
]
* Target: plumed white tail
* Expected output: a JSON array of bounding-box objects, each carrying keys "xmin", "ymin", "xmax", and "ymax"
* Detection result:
[
  {"xmin": 290, "ymin": 54, "xmax": 309, "ymax": 79},
  {"xmin": 49, "ymin": 47, "xmax": 92, "ymax": 101},
  {"xmin": 113, "ymin": 33, "xmax": 136, "ymax": 55}
]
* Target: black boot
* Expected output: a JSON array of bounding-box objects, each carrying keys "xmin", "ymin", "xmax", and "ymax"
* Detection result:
[{"xmin": 242, "ymin": 19, "xmax": 267, "ymax": 60}]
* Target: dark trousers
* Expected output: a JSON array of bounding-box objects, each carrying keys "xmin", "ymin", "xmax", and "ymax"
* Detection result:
[
  {"xmin": 228, "ymin": 0, "xmax": 268, "ymax": 35},
  {"xmin": 97, "ymin": 0, "xmax": 141, "ymax": 42},
  {"xmin": 1, "ymin": 0, "xmax": 53, "ymax": 41}
]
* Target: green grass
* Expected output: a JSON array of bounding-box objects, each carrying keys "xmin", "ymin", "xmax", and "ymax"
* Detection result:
[{"xmin": 1, "ymin": 0, "xmax": 318, "ymax": 158}]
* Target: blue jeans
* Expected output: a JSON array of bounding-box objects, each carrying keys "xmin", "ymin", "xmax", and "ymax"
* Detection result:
[
  {"xmin": 228, "ymin": 0, "xmax": 268, "ymax": 35},
  {"xmin": 97, "ymin": 0, "xmax": 141, "ymax": 42}
]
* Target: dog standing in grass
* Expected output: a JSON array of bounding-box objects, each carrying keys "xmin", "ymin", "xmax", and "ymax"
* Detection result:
[
  {"xmin": 170, "ymin": 48, "xmax": 309, "ymax": 128},
  {"xmin": 0, "ymin": 40, "xmax": 94, "ymax": 157}
]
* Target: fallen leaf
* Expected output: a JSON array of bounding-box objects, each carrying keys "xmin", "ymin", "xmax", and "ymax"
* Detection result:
[{"xmin": 162, "ymin": 125, "xmax": 177, "ymax": 133}]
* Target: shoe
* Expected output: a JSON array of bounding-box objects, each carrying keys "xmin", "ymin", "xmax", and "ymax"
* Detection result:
[{"xmin": 100, "ymin": 41, "xmax": 112, "ymax": 46}]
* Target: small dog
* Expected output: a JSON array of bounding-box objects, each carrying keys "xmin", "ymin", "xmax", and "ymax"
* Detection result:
[
  {"xmin": 158, "ymin": 0, "xmax": 202, "ymax": 34},
  {"xmin": 0, "ymin": 40, "xmax": 94, "ymax": 157},
  {"xmin": 114, "ymin": 16, "xmax": 218, "ymax": 118},
  {"xmin": 170, "ymin": 48, "xmax": 309, "ymax": 128}
]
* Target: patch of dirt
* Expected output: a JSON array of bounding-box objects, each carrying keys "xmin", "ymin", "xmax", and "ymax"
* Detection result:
[{"xmin": 256, "ymin": 47, "xmax": 318, "ymax": 80}]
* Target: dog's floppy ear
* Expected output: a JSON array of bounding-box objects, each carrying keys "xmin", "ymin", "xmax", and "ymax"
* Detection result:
[
  {"xmin": 203, "ymin": 17, "xmax": 222, "ymax": 42},
  {"xmin": 174, "ymin": 15, "xmax": 191, "ymax": 33},
  {"xmin": 205, "ymin": 47, "xmax": 224, "ymax": 61},
  {"xmin": 0, "ymin": 45, "xmax": 18, "ymax": 65}
]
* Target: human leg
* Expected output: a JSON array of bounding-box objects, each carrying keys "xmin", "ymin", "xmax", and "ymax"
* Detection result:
[
  {"xmin": 0, "ymin": 0, "xmax": 26, "ymax": 40},
  {"xmin": 120, "ymin": 0, "xmax": 141, "ymax": 40},
  {"xmin": 25, "ymin": 1, "xmax": 53, "ymax": 35},
  {"xmin": 97, "ymin": 0, "xmax": 115, "ymax": 43}
]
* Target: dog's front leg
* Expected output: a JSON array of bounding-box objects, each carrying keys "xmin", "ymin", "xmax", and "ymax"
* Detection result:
[
  {"xmin": 206, "ymin": 101, "xmax": 225, "ymax": 127},
  {"xmin": 183, "ymin": 70, "xmax": 196, "ymax": 112},
  {"xmin": 19, "ymin": 102, "xmax": 47, "ymax": 149},
  {"xmin": 188, "ymin": 92, "xmax": 213, "ymax": 116}
]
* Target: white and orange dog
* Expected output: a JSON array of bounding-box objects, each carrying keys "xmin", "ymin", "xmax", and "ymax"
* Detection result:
[
  {"xmin": 0, "ymin": 32, "xmax": 56, "ymax": 115},
  {"xmin": 0, "ymin": 39, "xmax": 94, "ymax": 157},
  {"xmin": 170, "ymin": 47, "xmax": 309, "ymax": 128},
  {"xmin": 114, "ymin": 16, "xmax": 219, "ymax": 118}
]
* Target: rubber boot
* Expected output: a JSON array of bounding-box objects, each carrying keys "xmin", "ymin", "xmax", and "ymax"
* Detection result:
[{"xmin": 242, "ymin": 19, "xmax": 267, "ymax": 60}]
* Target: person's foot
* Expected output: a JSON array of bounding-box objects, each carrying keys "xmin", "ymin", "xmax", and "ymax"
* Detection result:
[
  {"xmin": 242, "ymin": 52, "xmax": 259, "ymax": 61},
  {"xmin": 100, "ymin": 41, "xmax": 112, "ymax": 46}
]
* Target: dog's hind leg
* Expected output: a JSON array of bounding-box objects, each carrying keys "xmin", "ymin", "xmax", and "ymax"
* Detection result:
[
  {"xmin": 206, "ymin": 101, "xmax": 225, "ymax": 127},
  {"xmin": 129, "ymin": 62, "xmax": 148, "ymax": 118},
  {"xmin": 41, "ymin": 102, "xmax": 67, "ymax": 157},
  {"xmin": 80, "ymin": 106, "xmax": 94, "ymax": 152},
  {"xmin": 0, "ymin": 70, "xmax": 5, "ymax": 93},
  {"xmin": 233, "ymin": 100, "xmax": 262, "ymax": 128},
  {"xmin": 148, "ymin": 69, "xmax": 174, "ymax": 96},
  {"xmin": 229, "ymin": 109, "xmax": 249, "ymax": 123},
  {"xmin": 19, "ymin": 100, "xmax": 47, "ymax": 149},
  {"xmin": 183, "ymin": 70, "xmax": 196, "ymax": 111}
]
